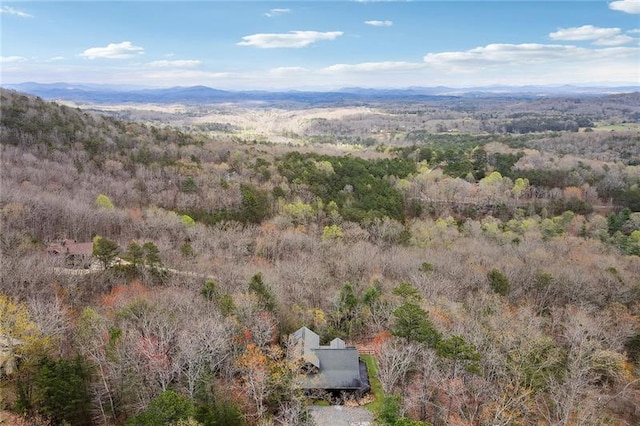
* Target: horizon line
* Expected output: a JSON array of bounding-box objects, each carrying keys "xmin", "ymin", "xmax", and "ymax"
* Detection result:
[{"xmin": 3, "ymin": 81, "xmax": 640, "ymax": 93}]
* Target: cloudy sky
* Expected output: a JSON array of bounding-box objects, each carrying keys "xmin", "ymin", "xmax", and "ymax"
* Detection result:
[{"xmin": 1, "ymin": 1, "xmax": 638, "ymax": 89}]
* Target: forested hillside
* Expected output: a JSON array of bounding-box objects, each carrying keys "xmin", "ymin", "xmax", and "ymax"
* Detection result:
[{"xmin": 1, "ymin": 89, "xmax": 639, "ymax": 425}]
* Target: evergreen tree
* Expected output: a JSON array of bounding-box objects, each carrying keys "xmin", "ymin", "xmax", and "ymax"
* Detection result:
[
  {"xmin": 391, "ymin": 303, "xmax": 441, "ymax": 346},
  {"xmin": 126, "ymin": 390, "xmax": 195, "ymax": 426},
  {"xmin": 248, "ymin": 273, "xmax": 277, "ymax": 312},
  {"xmin": 33, "ymin": 356, "xmax": 92, "ymax": 426},
  {"xmin": 93, "ymin": 236, "xmax": 120, "ymax": 269},
  {"xmin": 487, "ymin": 269, "xmax": 510, "ymax": 296},
  {"xmin": 239, "ymin": 184, "xmax": 270, "ymax": 224}
]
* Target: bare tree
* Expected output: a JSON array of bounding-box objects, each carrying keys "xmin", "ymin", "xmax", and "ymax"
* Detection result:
[{"xmin": 377, "ymin": 339, "xmax": 420, "ymax": 394}]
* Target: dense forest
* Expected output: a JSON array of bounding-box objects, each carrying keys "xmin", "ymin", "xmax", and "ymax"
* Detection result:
[{"xmin": 1, "ymin": 88, "xmax": 639, "ymax": 425}]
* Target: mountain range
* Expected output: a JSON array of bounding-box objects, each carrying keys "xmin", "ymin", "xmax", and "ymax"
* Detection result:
[{"xmin": 3, "ymin": 82, "xmax": 638, "ymax": 105}]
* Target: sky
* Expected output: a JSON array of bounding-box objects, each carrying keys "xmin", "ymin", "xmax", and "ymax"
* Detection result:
[{"xmin": 1, "ymin": 1, "xmax": 639, "ymax": 89}]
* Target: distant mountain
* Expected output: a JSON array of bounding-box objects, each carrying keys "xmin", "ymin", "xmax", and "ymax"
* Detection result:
[
  {"xmin": 339, "ymin": 84, "xmax": 640, "ymax": 96},
  {"xmin": 2, "ymin": 82, "xmax": 638, "ymax": 105}
]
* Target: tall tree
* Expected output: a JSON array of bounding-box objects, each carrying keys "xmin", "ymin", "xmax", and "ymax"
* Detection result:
[
  {"xmin": 33, "ymin": 356, "xmax": 92, "ymax": 426},
  {"xmin": 92, "ymin": 236, "xmax": 120, "ymax": 269},
  {"xmin": 248, "ymin": 273, "xmax": 277, "ymax": 313},
  {"xmin": 391, "ymin": 303, "xmax": 440, "ymax": 346}
]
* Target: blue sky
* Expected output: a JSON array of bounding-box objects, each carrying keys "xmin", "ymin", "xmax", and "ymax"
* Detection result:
[{"xmin": 1, "ymin": 1, "xmax": 639, "ymax": 89}]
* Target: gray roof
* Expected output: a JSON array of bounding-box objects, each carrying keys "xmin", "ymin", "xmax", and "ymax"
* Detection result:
[
  {"xmin": 292, "ymin": 327, "xmax": 320, "ymax": 368},
  {"xmin": 291, "ymin": 327, "xmax": 362, "ymax": 390},
  {"xmin": 300, "ymin": 347, "xmax": 362, "ymax": 389}
]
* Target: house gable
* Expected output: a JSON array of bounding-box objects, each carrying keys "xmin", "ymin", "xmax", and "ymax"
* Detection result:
[{"xmin": 291, "ymin": 326, "xmax": 320, "ymax": 370}]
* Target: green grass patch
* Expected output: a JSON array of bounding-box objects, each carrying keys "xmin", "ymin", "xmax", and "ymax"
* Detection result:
[
  {"xmin": 361, "ymin": 354, "xmax": 385, "ymax": 414},
  {"xmin": 312, "ymin": 400, "xmax": 331, "ymax": 407}
]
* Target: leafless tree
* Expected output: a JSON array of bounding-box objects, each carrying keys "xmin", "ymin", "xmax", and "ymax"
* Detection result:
[{"xmin": 377, "ymin": 339, "xmax": 420, "ymax": 394}]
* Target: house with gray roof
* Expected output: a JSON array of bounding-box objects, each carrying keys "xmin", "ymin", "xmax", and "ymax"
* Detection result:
[
  {"xmin": 46, "ymin": 239, "xmax": 94, "ymax": 268},
  {"xmin": 290, "ymin": 327, "xmax": 370, "ymax": 395}
]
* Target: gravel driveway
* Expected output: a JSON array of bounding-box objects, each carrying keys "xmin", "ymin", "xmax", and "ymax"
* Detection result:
[{"xmin": 308, "ymin": 405, "xmax": 374, "ymax": 426}]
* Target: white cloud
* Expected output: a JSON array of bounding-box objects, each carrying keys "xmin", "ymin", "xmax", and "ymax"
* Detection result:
[
  {"xmin": 148, "ymin": 60, "xmax": 202, "ymax": 68},
  {"xmin": 593, "ymin": 34, "xmax": 635, "ymax": 45},
  {"xmin": 81, "ymin": 41, "xmax": 144, "ymax": 59},
  {"xmin": 265, "ymin": 8, "xmax": 291, "ymax": 17},
  {"xmin": 424, "ymin": 43, "xmax": 587, "ymax": 66},
  {"xmin": 419, "ymin": 43, "xmax": 639, "ymax": 85},
  {"xmin": 270, "ymin": 66, "xmax": 308, "ymax": 75},
  {"xmin": 549, "ymin": 25, "xmax": 634, "ymax": 46},
  {"xmin": 0, "ymin": 6, "xmax": 32, "ymax": 18},
  {"xmin": 627, "ymin": 29, "xmax": 640, "ymax": 34},
  {"xmin": 238, "ymin": 31, "xmax": 343, "ymax": 48},
  {"xmin": 550, "ymin": 25, "xmax": 620, "ymax": 41},
  {"xmin": 0, "ymin": 56, "xmax": 27, "ymax": 63},
  {"xmin": 364, "ymin": 20, "xmax": 393, "ymax": 27},
  {"xmin": 609, "ymin": 0, "xmax": 640, "ymax": 14},
  {"xmin": 322, "ymin": 61, "xmax": 423, "ymax": 73}
]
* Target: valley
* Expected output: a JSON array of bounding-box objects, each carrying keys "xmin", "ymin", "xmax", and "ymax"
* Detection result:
[{"xmin": 1, "ymin": 86, "xmax": 639, "ymax": 426}]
